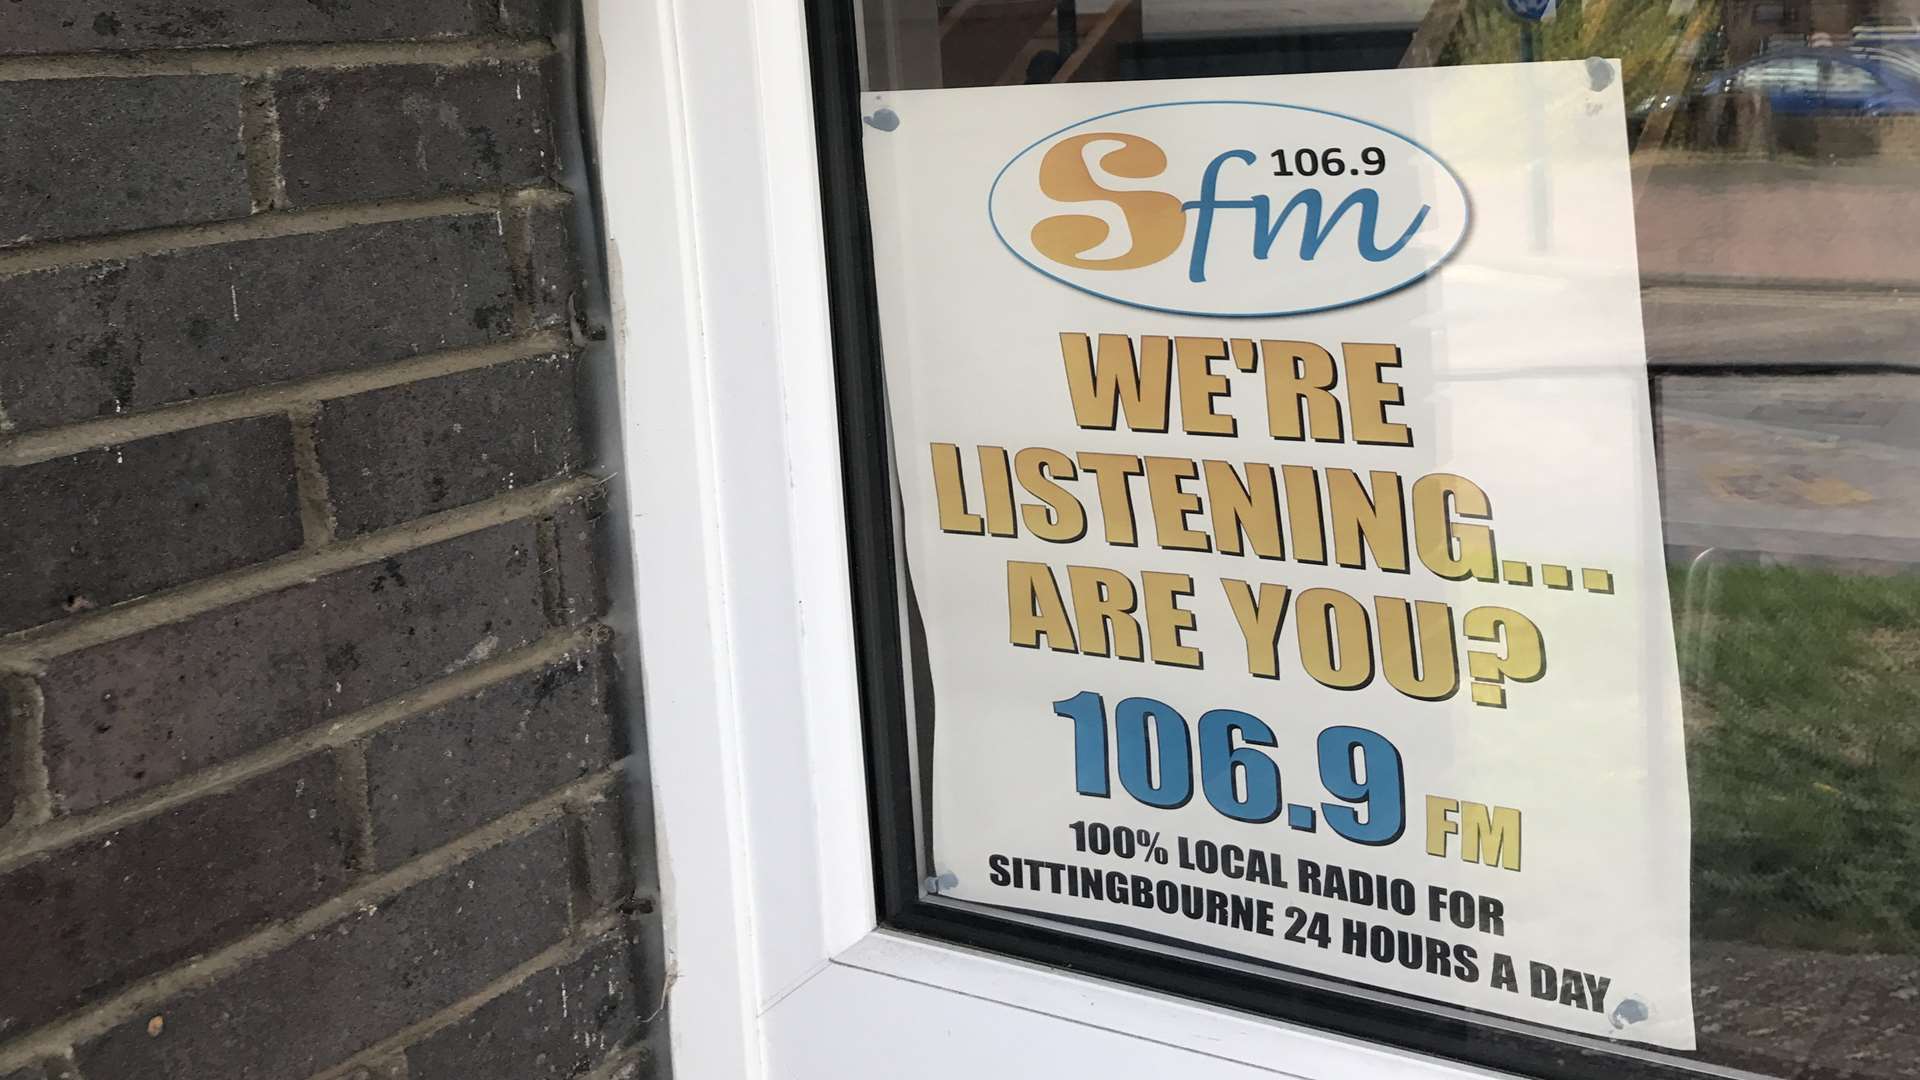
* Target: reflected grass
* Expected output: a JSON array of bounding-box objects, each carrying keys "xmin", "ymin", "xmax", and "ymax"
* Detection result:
[{"xmin": 1676, "ymin": 562, "xmax": 1920, "ymax": 952}]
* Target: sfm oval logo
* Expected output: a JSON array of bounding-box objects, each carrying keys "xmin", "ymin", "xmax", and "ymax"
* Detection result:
[{"xmin": 988, "ymin": 101, "xmax": 1470, "ymax": 318}]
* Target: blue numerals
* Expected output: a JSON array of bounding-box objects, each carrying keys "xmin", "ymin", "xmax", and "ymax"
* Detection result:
[{"xmin": 1053, "ymin": 691, "xmax": 1407, "ymax": 847}]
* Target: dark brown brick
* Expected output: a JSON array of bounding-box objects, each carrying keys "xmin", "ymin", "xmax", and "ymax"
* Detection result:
[
  {"xmin": 276, "ymin": 61, "xmax": 555, "ymax": 208},
  {"xmin": 74, "ymin": 820, "xmax": 573, "ymax": 1080},
  {"xmin": 0, "ymin": 77, "xmax": 249, "ymax": 247},
  {"xmin": 367, "ymin": 651, "xmax": 613, "ymax": 867},
  {"xmin": 405, "ymin": 929, "xmax": 643, "ymax": 1080},
  {"xmin": 0, "ymin": 1, "xmax": 657, "ymax": 1072},
  {"xmin": 38, "ymin": 521, "xmax": 549, "ymax": 812},
  {"xmin": 0, "ymin": 416, "xmax": 302, "ymax": 634},
  {"xmin": 1, "ymin": 1, "xmax": 491, "ymax": 54},
  {"xmin": 0, "ymin": 214, "xmax": 521, "ymax": 434},
  {"xmin": 0, "ymin": 755, "xmax": 354, "ymax": 1040},
  {"xmin": 550, "ymin": 490, "xmax": 609, "ymax": 627},
  {"xmin": 578, "ymin": 786, "xmax": 634, "ymax": 911},
  {"xmin": 316, "ymin": 355, "xmax": 582, "ymax": 536},
  {"xmin": 0, "ymin": 677, "xmax": 26, "ymax": 831},
  {"xmin": 522, "ymin": 204, "xmax": 578, "ymax": 332},
  {"xmin": 498, "ymin": 0, "xmax": 550, "ymax": 38}
]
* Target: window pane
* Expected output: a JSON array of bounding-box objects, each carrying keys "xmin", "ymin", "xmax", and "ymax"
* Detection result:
[{"xmin": 839, "ymin": 2, "xmax": 1920, "ymax": 1077}]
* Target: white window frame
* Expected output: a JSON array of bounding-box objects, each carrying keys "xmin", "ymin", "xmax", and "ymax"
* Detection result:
[{"xmin": 586, "ymin": 0, "xmax": 1519, "ymax": 1075}]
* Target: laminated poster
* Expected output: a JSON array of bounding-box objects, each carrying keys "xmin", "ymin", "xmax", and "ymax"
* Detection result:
[{"xmin": 862, "ymin": 61, "xmax": 1694, "ymax": 1048}]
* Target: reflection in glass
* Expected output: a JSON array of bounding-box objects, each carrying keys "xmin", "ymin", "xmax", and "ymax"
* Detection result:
[{"xmin": 858, "ymin": 2, "xmax": 1920, "ymax": 1076}]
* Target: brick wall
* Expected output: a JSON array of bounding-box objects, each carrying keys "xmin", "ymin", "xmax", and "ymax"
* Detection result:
[{"xmin": 0, "ymin": 3, "xmax": 665, "ymax": 1078}]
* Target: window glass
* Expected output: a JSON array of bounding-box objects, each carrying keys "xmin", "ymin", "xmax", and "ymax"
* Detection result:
[
  {"xmin": 1822, "ymin": 59, "xmax": 1883, "ymax": 90},
  {"xmin": 829, "ymin": 2, "xmax": 1920, "ymax": 1078},
  {"xmin": 1735, "ymin": 56, "xmax": 1820, "ymax": 87}
]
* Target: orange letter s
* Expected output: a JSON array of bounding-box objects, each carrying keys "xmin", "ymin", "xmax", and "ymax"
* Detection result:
[{"xmin": 1031, "ymin": 133, "xmax": 1187, "ymax": 271}]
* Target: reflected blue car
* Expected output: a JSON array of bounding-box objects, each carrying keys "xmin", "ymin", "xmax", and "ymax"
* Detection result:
[{"xmin": 1694, "ymin": 47, "xmax": 1920, "ymax": 116}]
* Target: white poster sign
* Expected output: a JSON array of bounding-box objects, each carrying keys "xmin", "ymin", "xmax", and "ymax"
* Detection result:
[{"xmin": 862, "ymin": 62, "xmax": 1694, "ymax": 1048}]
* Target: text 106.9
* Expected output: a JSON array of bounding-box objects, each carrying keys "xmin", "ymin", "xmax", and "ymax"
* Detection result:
[
  {"xmin": 1273, "ymin": 147, "xmax": 1386, "ymax": 177},
  {"xmin": 1053, "ymin": 690, "xmax": 1406, "ymax": 846}
]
